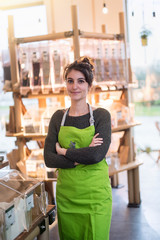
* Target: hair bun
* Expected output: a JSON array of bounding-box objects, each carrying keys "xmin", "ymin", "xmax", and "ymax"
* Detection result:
[{"xmin": 80, "ymin": 56, "xmax": 94, "ymax": 70}]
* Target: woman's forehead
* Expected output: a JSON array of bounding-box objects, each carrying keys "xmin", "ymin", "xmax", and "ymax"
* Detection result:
[{"xmin": 67, "ymin": 69, "xmax": 85, "ymax": 78}]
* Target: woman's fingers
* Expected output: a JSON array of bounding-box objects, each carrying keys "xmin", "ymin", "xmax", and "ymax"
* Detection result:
[
  {"xmin": 89, "ymin": 133, "xmax": 103, "ymax": 147},
  {"xmin": 94, "ymin": 137, "xmax": 103, "ymax": 142},
  {"xmin": 56, "ymin": 142, "xmax": 61, "ymax": 152},
  {"xmin": 93, "ymin": 138, "xmax": 103, "ymax": 146},
  {"xmin": 93, "ymin": 133, "xmax": 99, "ymax": 138}
]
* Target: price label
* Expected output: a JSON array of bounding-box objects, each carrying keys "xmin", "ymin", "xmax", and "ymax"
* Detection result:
[
  {"xmin": 116, "ymin": 111, "xmax": 122, "ymax": 121},
  {"xmin": 5, "ymin": 205, "xmax": 15, "ymax": 229},
  {"xmin": 26, "ymin": 160, "xmax": 37, "ymax": 172},
  {"xmin": 26, "ymin": 192, "xmax": 34, "ymax": 211}
]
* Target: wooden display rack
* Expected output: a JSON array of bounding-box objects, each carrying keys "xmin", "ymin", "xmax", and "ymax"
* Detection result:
[{"xmin": 7, "ymin": 5, "xmax": 142, "ymax": 207}]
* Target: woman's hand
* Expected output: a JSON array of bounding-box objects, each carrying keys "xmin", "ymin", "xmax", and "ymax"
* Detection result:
[
  {"xmin": 89, "ymin": 133, "xmax": 103, "ymax": 147},
  {"xmin": 56, "ymin": 143, "xmax": 79, "ymax": 166},
  {"xmin": 56, "ymin": 142, "xmax": 67, "ymax": 156}
]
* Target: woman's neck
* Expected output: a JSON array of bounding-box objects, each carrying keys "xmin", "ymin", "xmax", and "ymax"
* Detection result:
[{"xmin": 69, "ymin": 101, "xmax": 89, "ymax": 116}]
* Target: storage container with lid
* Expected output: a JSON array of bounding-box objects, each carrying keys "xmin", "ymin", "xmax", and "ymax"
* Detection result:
[{"xmin": 0, "ymin": 170, "xmax": 47, "ymax": 239}]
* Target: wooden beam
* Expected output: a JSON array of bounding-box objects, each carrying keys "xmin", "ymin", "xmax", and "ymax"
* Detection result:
[
  {"xmin": 71, "ymin": 5, "xmax": 80, "ymax": 60},
  {"xmin": 0, "ymin": 1, "xmax": 43, "ymax": 10}
]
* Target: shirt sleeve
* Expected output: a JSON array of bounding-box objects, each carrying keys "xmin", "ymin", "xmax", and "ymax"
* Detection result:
[
  {"xmin": 44, "ymin": 110, "xmax": 75, "ymax": 169},
  {"xmin": 65, "ymin": 109, "xmax": 111, "ymax": 164}
]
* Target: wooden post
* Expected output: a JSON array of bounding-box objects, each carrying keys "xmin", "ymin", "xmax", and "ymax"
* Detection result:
[
  {"xmin": 91, "ymin": 0, "xmax": 96, "ymax": 32},
  {"xmin": 119, "ymin": 12, "xmax": 125, "ymax": 35},
  {"xmin": 8, "ymin": 16, "xmax": 22, "ymax": 132},
  {"xmin": 119, "ymin": 11, "xmax": 141, "ymax": 206},
  {"xmin": 57, "ymin": 96, "xmax": 65, "ymax": 107},
  {"xmin": 101, "ymin": 23, "xmax": 120, "ymax": 187},
  {"xmin": 94, "ymin": 93, "xmax": 99, "ymax": 104},
  {"xmin": 133, "ymin": 168, "xmax": 141, "ymax": 204},
  {"xmin": 71, "ymin": 5, "xmax": 80, "ymax": 60},
  {"xmin": 119, "ymin": 11, "xmax": 132, "ymax": 84},
  {"xmin": 8, "ymin": 15, "xmax": 25, "ymax": 161},
  {"xmin": 8, "ymin": 15, "xmax": 20, "ymax": 86},
  {"xmin": 101, "ymin": 24, "xmax": 107, "ymax": 34},
  {"xmin": 127, "ymin": 170, "xmax": 134, "ymax": 204},
  {"xmin": 38, "ymin": 98, "xmax": 47, "ymax": 109}
]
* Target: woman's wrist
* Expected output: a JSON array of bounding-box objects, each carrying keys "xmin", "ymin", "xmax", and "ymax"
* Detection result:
[{"xmin": 62, "ymin": 148, "xmax": 67, "ymax": 156}]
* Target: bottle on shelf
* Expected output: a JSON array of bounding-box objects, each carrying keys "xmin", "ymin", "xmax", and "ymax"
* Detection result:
[
  {"xmin": 110, "ymin": 42, "xmax": 119, "ymax": 83},
  {"xmin": 102, "ymin": 40, "xmax": 112, "ymax": 82},
  {"xmin": 93, "ymin": 40, "xmax": 104, "ymax": 83},
  {"xmin": 31, "ymin": 51, "xmax": 41, "ymax": 94},
  {"xmin": 20, "ymin": 52, "xmax": 31, "ymax": 95},
  {"xmin": 2, "ymin": 49, "xmax": 12, "ymax": 91},
  {"xmin": 41, "ymin": 50, "xmax": 51, "ymax": 94},
  {"xmin": 23, "ymin": 107, "xmax": 44, "ymax": 134},
  {"xmin": 53, "ymin": 49, "xmax": 62, "ymax": 87},
  {"xmin": 61, "ymin": 39, "xmax": 72, "ymax": 67},
  {"xmin": 117, "ymin": 41, "xmax": 126, "ymax": 83}
]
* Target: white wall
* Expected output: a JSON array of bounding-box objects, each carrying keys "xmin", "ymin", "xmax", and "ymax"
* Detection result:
[
  {"xmin": 49, "ymin": 0, "xmax": 124, "ymax": 34},
  {"xmin": 0, "ymin": 0, "xmax": 43, "ymax": 9},
  {"xmin": 0, "ymin": 0, "xmax": 124, "ymax": 34}
]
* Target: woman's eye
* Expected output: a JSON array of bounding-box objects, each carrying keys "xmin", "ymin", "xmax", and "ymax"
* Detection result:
[
  {"xmin": 78, "ymin": 79, "xmax": 85, "ymax": 84},
  {"xmin": 67, "ymin": 79, "xmax": 73, "ymax": 84}
]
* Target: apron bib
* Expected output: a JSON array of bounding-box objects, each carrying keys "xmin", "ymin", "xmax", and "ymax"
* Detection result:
[{"xmin": 56, "ymin": 105, "xmax": 112, "ymax": 240}]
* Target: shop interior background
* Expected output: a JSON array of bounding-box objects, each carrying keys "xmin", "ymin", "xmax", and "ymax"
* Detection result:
[{"xmin": 0, "ymin": 0, "xmax": 159, "ymax": 161}]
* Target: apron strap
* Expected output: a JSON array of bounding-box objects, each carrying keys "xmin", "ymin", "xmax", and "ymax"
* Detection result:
[
  {"xmin": 61, "ymin": 109, "xmax": 69, "ymax": 126},
  {"xmin": 89, "ymin": 104, "xmax": 95, "ymax": 126},
  {"xmin": 60, "ymin": 104, "xmax": 95, "ymax": 126}
]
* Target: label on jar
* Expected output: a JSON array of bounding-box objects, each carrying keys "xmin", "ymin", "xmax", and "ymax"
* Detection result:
[
  {"xmin": 5, "ymin": 205, "xmax": 15, "ymax": 229},
  {"xmin": 26, "ymin": 192, "xmax": 34, "ymax": 211},
  {"xmin": 26, "ymin": 160, "xmax": 37, "ymax": 172}
]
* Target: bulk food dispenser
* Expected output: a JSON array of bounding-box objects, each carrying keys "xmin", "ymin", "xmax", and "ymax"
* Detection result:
[{"xmin": 0, "ymin": 169, "xmax": 47, "ymax": 240}]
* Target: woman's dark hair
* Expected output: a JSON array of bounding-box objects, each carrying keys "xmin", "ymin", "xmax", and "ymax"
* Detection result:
[{"xmin": 64, "ymin": 57, "xmax": 94, "ymax": 87}]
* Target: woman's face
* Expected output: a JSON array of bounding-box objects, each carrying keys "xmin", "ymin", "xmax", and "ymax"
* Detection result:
[{"xmin": 66, "ymin": 69, "xmax": 89, "ymax": 101}]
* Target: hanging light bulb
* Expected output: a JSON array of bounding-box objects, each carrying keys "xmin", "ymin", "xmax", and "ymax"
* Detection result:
[
  {"xmin": 102, "ymin": 2, "xmax": 108, "ymax": 14},
  {"xmin": 152, "ymin": 11, "xmax": 156, "ymax": 17},
  {"xmin": 152, "ymin": 0, "xmax": 156, "ymax": 17}
]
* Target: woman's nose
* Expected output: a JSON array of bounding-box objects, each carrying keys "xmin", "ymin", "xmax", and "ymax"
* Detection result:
[{"xmin": 72, "ymin": 81, "xmax": 77, "ymax": 88}]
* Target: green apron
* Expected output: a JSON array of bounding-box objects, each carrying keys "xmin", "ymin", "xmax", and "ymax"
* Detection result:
[{"xmin": 56, "ymin": 105, "xmax": 112, "ymax": 240}]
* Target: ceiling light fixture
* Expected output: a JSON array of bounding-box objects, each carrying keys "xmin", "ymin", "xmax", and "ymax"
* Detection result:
[{"xmin": 102, "ymin": 2, "xmax": 108, "ymax": 14}]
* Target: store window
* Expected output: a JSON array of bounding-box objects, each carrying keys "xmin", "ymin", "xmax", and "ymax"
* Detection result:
[
  {"xmin": 127, "ymin": 0, "xmax": 160, "ymax": 110},
  {"xmin": 127, "ymin": 0, "xmax": 160, "ymax": 155},
  {"xmin": 0, "ymin": 5, "xmax": 48, "ymax": 152}
]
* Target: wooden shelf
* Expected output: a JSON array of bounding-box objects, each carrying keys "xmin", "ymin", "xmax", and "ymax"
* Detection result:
[
  {"xmin": 112, "ymin": 122, "xmax": 141, "ymax": 133},
  {"xmin": 0, "ymin": 160, "xmax": 9, "ymax": 169},
  {"xmin": 15, "ymin": 31, "xmax": 74, "ymax": 44},
  {"xmin": 6, "ymin": 122, "xmax": 141, "ymax": 139},
  {"xmin": 80, "ymin": 31, "xmax": 124, "ymax": 40},
  {"xmin": 109, "ymin": 159, "xmax": 143, "ymax": 177},
  {"xmin": 6, "ymin": 132, "xmax": 46, "ymax": 140},
  {"xmin": 6, "ymin": 83, "xmax": 128, "ymax": 98},
  {"xmin": 15, "ymin": 30, "xmax": 123, "ymax": 45}
]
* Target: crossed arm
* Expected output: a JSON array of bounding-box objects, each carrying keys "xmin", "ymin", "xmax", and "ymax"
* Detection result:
[
  {"xmin": 44, "ymin": 109, "xmax": 111, "ymax": 169},
  {"xmin": 56, "ymin": 133, "xmax": 103, "ymax": 155}
]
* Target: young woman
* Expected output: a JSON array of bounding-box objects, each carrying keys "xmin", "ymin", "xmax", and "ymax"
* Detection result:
[{"xmin": 44, "ymin": 57, "xmax": 112, "ymax": 240}]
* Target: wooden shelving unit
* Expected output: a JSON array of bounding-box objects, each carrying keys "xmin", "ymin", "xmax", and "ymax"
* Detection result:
[
  {"xmin": 6, "ymin": 5, "xmax": 142, "ymax": 207},
  {"xmin": 6, "ymin": 122, "xmax": 141, "ymax": 139},
  {"xmin": 109, "ymin": 159, "xmax": 143, "ymax": 177}
]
